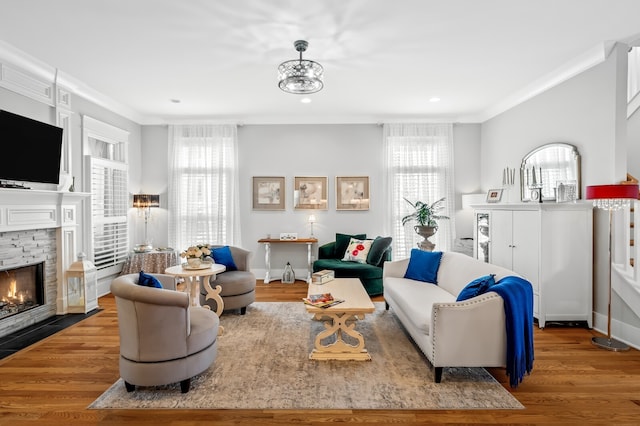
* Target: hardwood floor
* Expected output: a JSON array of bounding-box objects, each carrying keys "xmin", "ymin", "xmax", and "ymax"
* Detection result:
[{"xmin": 1, "ymin": 280, "xmax": 640, "ymax": 425}]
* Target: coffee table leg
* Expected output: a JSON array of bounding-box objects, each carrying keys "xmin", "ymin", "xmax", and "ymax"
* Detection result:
[{"xmin": 310, "ymin": 312, "xmax": 371, "ymax": 361}]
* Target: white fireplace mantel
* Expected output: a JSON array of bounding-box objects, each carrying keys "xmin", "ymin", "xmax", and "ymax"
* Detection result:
[
  {"xmin": 0, "ymin": 188, "xmax": 91, "ymax": 314},
  {"xmin": 0, "ymin": 188, "xmax": 90, "ymax": 232}
]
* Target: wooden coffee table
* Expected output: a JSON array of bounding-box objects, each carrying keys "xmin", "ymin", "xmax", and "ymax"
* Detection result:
[{"xmin": 305, "ymin": 278, "xmax": 375, "ymax": 361}]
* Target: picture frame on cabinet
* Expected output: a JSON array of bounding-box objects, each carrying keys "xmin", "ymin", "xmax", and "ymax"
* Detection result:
[
  {"xmin": 294, "ymin": 176, "xmax": 328, "ymax": 210},
  {"xmin": 253, "ymin": 176, "xmax": 285, "ymax": 210},
  {"xmin": 336, "ymin": 176, "xmax": 370, "ymax": 210},
  {"xmin": 486, "ymin": 188, "xmax": 503, "ymax": 203}
]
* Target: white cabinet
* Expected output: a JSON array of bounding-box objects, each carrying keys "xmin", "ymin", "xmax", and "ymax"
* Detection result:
[{"xmin": 473, "ymin": 203, "xmax": 593, "ymax": 328}]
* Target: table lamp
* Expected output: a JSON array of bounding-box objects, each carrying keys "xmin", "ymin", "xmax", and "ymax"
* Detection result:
[
  {"xmin": 308, "ymin": 214, "xmax": 316, "ymax": 237},
  {"xmin": 586, "ymin": 183, "xmax": 639, "ymax": 351},
  {"xmin": 133, "ymin": 194, "xmax": 160, "ymax": 251}
]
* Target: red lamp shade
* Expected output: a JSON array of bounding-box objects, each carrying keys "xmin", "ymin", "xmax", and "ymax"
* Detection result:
[{"xmin": 586, "ymin": 184, "xmax": 639, "ymax": 200}]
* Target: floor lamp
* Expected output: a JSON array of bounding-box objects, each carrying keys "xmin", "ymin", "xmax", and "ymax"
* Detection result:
[
  {"xmin": 586, "ymin": 183, "xmax": 639, "ymax": 351},
  {"xmin": 133, "ymin": 194, "xmax": 159, "ymax": 251}
]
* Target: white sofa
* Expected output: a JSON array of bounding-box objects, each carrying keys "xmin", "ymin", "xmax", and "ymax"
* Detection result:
[{"xmin": 383, "ymin": 251, "xmax": 518, "ymax": 383}]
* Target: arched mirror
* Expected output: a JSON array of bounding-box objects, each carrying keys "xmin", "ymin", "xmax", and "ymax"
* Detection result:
[{"xmin": 520, "ymin": 143, "xmax": 581, "ymax": 202}]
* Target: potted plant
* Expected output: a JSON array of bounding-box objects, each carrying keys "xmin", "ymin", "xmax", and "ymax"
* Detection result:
[
  {"xmin": 401, "ymin": 197, "xmax": 449, "ymax": 251},
  {"xmin": 180, "ymin": 244, "xmax": 212, "ymax": 268}
]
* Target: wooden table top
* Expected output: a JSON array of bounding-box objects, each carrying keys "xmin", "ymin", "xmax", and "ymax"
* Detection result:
[
  {"xmin": 305, "ymin": 278, "xmax": 375, "ymax": 314},
  {"xmin": 258, "ymin": 238, "xmax": 318, "ymax": 243}
]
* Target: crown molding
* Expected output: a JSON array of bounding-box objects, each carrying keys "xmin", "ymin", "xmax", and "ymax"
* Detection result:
[
  {"xmin": 0, "ymin": 40, "xmax": 626, "ymax": 126},
  {"xmin": 0, "ymin": 40, "xmax": 144, "ymax": 124},
  {"xmin": 476, "ymin": 41, "xmax": 617, "ymax": 123}
]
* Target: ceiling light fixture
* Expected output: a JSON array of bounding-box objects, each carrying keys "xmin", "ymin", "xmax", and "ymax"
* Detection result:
[{"xmin": 278, "ymin": 40, "xmax": 324, "ymax": 94}]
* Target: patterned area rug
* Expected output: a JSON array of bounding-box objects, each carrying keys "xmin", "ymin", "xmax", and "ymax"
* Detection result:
[{"xmin": 89, "ymin": 302, "xmax": 523, "ymax": 410}]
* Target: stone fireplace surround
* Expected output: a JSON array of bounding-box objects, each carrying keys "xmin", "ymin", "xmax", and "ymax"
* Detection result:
[{"xmin": 0, "ymin": 188, "xmax": 88, "ymax": 338}]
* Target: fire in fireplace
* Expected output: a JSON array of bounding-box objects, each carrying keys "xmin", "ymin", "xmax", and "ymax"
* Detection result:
[{"xmin": 0, "ymin": 262, "xmax": 45, "ymax": 320}]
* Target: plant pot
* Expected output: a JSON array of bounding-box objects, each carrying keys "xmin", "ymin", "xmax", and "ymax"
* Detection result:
[
  {"xmin": 414, "ymin": 225, "xmax": 437, "ymax": 251},
  {"xmin": 187, "ymin": 257, "xmax": 202, "ymax": 268}
]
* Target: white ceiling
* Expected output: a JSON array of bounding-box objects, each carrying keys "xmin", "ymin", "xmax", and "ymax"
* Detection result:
[{"xmin": 1, "ymin": 0, "xmax": 640, "ymax": 125}]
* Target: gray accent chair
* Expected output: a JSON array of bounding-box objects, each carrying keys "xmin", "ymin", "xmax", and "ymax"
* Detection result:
[
  {"xmin": 111, "ymin": 273, "xmax": 219, "ymax": 393},
  {"xmin": 200, "ymin": 245, "xmax": 256, "ymax": 315}
]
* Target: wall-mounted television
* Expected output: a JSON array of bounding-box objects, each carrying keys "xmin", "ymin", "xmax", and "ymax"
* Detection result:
[{"xmin": 0, "ymin": 110, "xmax": 63, "ymax": 186}]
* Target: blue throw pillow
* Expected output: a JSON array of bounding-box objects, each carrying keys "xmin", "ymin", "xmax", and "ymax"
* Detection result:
[
  {"xmin": 211, "ymin": 246, "xmax": 238, "ymax": 271},
  {"xmin": 403, "ymin": 249, "xmax": 443, "ymax": 284},
  {"xmin": 138, "ymin": 270, "xmax": 163, "ymax": 288},
  {"xmin": 456, "ymin": 274, "xmax": 496, "ymax": 301}
]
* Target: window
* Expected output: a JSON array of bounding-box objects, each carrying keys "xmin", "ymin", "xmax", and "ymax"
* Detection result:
[
  {"xmin": 82, "ymin": 116, "xmax": 129, "ymax": 279},
  {"xmin": 168, "ymin": 125, "xmax": 240, "ymax": 251},
  {"xmin": 383, "ymin": 123, "xmax": 455, "ymax": 259}
]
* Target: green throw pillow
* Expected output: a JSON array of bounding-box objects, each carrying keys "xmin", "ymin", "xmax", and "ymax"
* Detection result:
[
  {"xmin": 335, "ymin": 233, "xmax": 366, "ymax": 258},
  {"xmin": 366, "ymin": 236, "xmax": 393, "ymax": 266}
]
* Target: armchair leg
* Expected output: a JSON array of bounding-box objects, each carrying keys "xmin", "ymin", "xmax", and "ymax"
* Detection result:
[
  {"xmin": 124, "ymin": 381, "xmax": 135, "ymax": 392},
  {"xmin": 434, "ymin": 367, "xmax": 443, "ymax": 383},
  {"xmin": 180, "ymin": 378, "xmax": 191, "ymax": 393},
  {"xmin": 240, "ymin": 306, "xmax": 247, "ymax": 315}
]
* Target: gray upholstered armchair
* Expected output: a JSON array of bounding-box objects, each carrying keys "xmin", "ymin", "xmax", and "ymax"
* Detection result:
[
  {"xmin": 111, "ymin": 273, "xmax": 219, "ymax": 393},
  {"xmin": 200, "ymin": 245, "xmax": 256, "ymax": 315}
]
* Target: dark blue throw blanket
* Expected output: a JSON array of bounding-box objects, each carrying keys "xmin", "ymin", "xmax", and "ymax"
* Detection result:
[{"xmin": 488, "ymin": 276, "xmax": 534, "ymax": 388}]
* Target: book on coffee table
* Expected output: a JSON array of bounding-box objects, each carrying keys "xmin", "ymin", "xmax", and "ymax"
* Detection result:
[{"xmin": 303, "ymin": 292, "xmax": 344, "ymax": 308}]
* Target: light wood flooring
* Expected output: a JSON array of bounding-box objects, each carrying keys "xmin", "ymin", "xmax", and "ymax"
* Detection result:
[{"xmin": 1, "ymin": 280, "xmax": 640, "ymax": 425}]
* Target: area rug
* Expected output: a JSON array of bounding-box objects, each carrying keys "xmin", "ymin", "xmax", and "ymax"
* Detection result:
[{"xmin": 89, "ymin": 302, "xmax": 523, "ymax": 410}]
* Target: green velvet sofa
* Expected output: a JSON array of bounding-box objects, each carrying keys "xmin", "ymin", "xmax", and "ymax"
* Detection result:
[{"xmin": 312, "ymin": 233, "xmax": 392, "ymax": 296}]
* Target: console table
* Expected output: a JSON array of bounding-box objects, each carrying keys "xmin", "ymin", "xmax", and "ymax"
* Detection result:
[
  {"xmin": 120, "ymin": 249, "xmax": 180, "ymax": 275},
  {"xmin": 257, "ymin": 238, "xmax": 318, "ymax": 284}
]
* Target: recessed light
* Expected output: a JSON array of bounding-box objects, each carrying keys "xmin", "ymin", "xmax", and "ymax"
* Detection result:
[
  {"xmin": 170, "ymin": 99, "xmax": 181, "ymax": 103},
  {"xmin": 429, "ymin": 97, "xmax": 441, "ymax": 103},
  {"xmin": 300, "ymin": 97, "xmax": 312, "ymax": 104}
]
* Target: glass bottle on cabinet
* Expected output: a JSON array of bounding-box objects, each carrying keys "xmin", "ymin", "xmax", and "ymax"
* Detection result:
[{"xmin": 475, "ymin": 212, "xmax": 490, "ymax": 263}]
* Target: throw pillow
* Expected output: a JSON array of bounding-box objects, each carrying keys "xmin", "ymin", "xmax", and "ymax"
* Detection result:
[
  {"xmin": 211, "ymin": 245, "xmax": 238, "ymax": 271},
  {"xmin": 138, "ymin": 271, "xmax": 163, "ymax": 288},
  {"xmin": 366, "ymin": 236, "xmax": 393, "ymax": 266},
  {"xmin": 335, "ymin": 233, "xmax": 366, "ymax": 258},
  {"xmin": 342, "ymin": 238, "xmax": 373, "ymax": 264},
  {"xmin": 403, "ymin": 249, "xmax": 443, "ymax": 284},
  {"xmin": 456, "ymin": 274, "xmax": 496, "ymax": 302}
]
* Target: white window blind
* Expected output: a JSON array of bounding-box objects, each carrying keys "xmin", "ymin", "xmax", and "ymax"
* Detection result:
[
  {"xmin": 383, "ymin": 123, "xmax": 455, "ymax": 259},
  {"xmin": 82, "ymin": 115, "xmax": 130, "ymax": 280},
  {"xmin": 168, "ymin": 125, "xmax": 240, "ymax": 251},
  {"xmin": 88, "ymin": 157, "xmax": 129, "ymax": 277}
]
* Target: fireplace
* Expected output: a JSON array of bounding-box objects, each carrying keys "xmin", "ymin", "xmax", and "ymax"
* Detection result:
[
  {"xmin": 0, "ymin": 263, "xmax": 45, "ymax": 321},
  {"xmin": 0, "ymin": 188, "xmax": 88, "ymax": 338}
]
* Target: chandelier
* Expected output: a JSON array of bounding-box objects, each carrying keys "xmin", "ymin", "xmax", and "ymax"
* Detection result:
[{"xmin": 278, "ymin": 40, "xmax": 324, "ymax": 94}]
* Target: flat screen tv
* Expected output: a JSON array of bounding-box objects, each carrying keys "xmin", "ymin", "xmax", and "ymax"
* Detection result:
[{"xmin": 0, "ymin": 110, "xmax": 63, "ymax": 186}]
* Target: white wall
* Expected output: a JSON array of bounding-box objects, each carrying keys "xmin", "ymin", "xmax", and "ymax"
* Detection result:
[
  {"xmin": 480, "ymin": 44, "xmax": 640, "ymax": 338},
  {"xmin": 453, "ymin": 123, "xmax": 482, "ymax": 238},
  {"xmin": 136, "ymin": 123, "xmax": 482, "ymax": 276},
  {"xmin": 629, "ymin": 107, "xmax": 640, "ymax": 179}
]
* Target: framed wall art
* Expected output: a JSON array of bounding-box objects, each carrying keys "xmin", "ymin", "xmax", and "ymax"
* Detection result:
[
  {"xmin": 336, "ymin": 176, "xmax": 370, "ymax": 210},
  {"xmin": 294, "ymin": 176, "xmax": 328, "ymax": 210},
  {"xmin": 486, "ymin": 188, "xmax": 503, "ymax": 203},
  {"xmin": 253, "ymin": 176, "xmax": 285, "ymax": 210}
]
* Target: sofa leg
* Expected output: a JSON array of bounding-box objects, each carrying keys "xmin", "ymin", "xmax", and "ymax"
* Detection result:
[
  {"xmin": 180, "ymin": 378, "xmax": 191, "ymax": 393},
  {"xmin": 434, "ymin": 367, "xmax": 443, "ymax": 383},
  {"xmin": 240, "ymin": 306, "xmax": 247, "ymax": 315},
  {"xmin": 124, "ymin": 381, "xmax": 135, "ymax": 392},
  {"xmin": 385, "ymin": 302, "xmax": 389, "ymax": 310}
]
